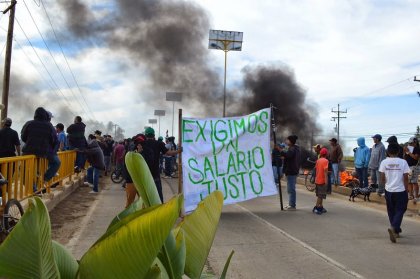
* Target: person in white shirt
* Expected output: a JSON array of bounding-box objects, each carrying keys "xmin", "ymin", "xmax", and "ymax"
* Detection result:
[{"xmin": 379, "ymin": 143, "xmax": 410, "ymax": 243}]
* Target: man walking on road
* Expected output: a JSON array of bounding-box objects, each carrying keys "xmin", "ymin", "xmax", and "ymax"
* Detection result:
[
  {"xmin": 368, "ymin": 134, "xmax": 386, "ymax": 195},
  {"xmin": 0, "ymin": 118, "xmax": 21, "ymax": 158},
  {"xmin": 379, "ymin": 143, "xmax": 410, "ymax": 243},
  {"xmin": 281, "ymin": 135, "xmax": 300, "ymax": 211},
  {"xmin": 81, "ymin": 134, "xmax": 105, "ymax": 193},
  {"xmin": 329, "ymin": 138, "xmax": 343, "ymax": 186}
]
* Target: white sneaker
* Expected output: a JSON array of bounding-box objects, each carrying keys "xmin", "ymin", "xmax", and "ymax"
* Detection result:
[
  {"xmin": 83, "ymin": 182, "xmax": 93, "ymax": 188},
  {"xmin": 89, "ymin": 190, "xmax": 98, "ymax": 194},
  {"xmin": 284, "ymin": 205, "xmax": 296, "ymax": 211}
]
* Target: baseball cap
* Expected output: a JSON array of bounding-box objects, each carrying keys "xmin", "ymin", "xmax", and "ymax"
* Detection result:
[
  {"xmin": 313, "ymin": 144, "xmax": 321, "ymax": 149},
  {"xmin": 145, "ymin": 127, "xmax": 155, "ymax": 137},
  {"xmin": 372, "ymin": 134, "xmax": 382, "ymax": 140},
  {"xmin": 47, "ymin": 111, "xmax": 53, "ymax": 119},
  {"xmin": 320, "ymin": 148, "xmax": 328, "ymax": 156},
  {"xmin": 329, "ymin": 138, "xmax": 337, "ymax": 143},
  {"xmin": 408, "ymin": 137, "xmax": 418, "ymax": 143},
  {"xmin": 135, "ymin": 134, "xmax": 146, "ymax": 144}
]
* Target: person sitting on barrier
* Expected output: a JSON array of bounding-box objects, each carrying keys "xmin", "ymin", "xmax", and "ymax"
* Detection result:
[
  {"xmin": 44, "ymin": 111, "xmax": 61, "ymax": 186},
  {"xmin": 80, "ymin": 134, "xmax": 105, "ymax": 193},
  {"xmin": 67, "ymin": 116, "xmax": 87, "ymax": 172},
  {"xmin": 21, "ymin": 107, "xmax": 58, "ymax": 194},
  {"xmin": 0, "ymin": 117, "xmax": 21, "ymax": 158}
]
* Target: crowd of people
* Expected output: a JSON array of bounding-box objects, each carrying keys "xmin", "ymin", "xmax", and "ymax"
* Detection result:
[
  {"xmin": 272, "ymin": 133, "xmax": 419, "ymax": 242},
  {"xmin": 0, "ymin": 107, "xmax": 181, "ymax": 203}
]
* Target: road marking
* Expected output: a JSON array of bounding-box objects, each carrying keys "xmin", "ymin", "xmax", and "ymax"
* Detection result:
[{"xmin": 235, "ymin": 204, "xmax": 365, "ymax": 279}]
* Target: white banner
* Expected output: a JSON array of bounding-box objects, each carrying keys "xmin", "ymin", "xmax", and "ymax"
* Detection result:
[{"xmin": 182, "ymin": 108, "xmax": 278, "ymax": 211}]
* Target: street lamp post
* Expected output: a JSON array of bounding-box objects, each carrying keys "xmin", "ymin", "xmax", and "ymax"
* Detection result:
[
  {"xmin": 209, "ymin": 30, "xmax": 243, "ymax": 117},
  {"xmin": 154, "ymin": 110, "xmax": 166, "ymax": 137},
  {"xmin": 166, "ymin": 92, "xmax": 183, "ymax": 136}
]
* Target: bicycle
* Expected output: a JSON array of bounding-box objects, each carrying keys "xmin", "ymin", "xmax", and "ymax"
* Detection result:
[
  {"xmin": 111, "ymin": 165, "xmax": 125, "ymax": 184},
  {"xmin": 0, "ymin": 173, "xmax": 24, "ymax": 236},
  {"xmin": 303, "ymin": 157, "xmax": 316, "ymax": 192}
]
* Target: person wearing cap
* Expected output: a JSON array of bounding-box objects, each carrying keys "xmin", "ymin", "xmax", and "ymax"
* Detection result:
[
  {"xmin": 141, "ymin": 127, "xmax": 181, "ymax": 202},
  {"xmin": 67, "ymin": 116, "xmax": 87, "ymax": 172},
  {"xmin": 0, "ymin": 118, "xmax": 21, "ymax": 158},
  {"xmin": 329, "ymin": 138, "xmax": 343, "ymax": 186},
  {"xmin": 272, "ymin": 143, "xmax": 284, "ymax": 184},
  {"xmin": 124, "ymin": 134, "xmax": 146, "ymax": 207},
  {"xmin": 404, "ymin": 137, "xmax": 420, "ymax": 200},
  {"xmin": 386, "ymin": 136, "xmax": 404, "ymax": 159},
  {"xmin": 354, "ymin": 137, "xmax": 370, "ymax": 188},
  {"xmin": 313, "ymin": 144, "xmax": 322, "ymax": 158},
  {"xmin": 313, "ymin": 148, "xmax": 329, "ymax": 214},
  {"xmin": 368, "ymin": 134, "xmax": 386, "ymax": 195},
  {"xmin": 281, "ymin": 135, "xmax": 300, "ymax": 210}
]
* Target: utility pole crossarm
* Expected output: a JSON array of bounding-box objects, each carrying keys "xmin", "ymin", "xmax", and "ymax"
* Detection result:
[{"xmin": 331, "ymin": 104, "xmax": 348, "ymax": 144}]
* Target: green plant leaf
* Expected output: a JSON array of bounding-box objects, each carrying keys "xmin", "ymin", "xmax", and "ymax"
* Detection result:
[
  {"xmin": 108, "ymin": 197, "xmax": 144, "ymax": 229},
  {"xmin": 220, "ymin": 250, "xmax": 235, "ymax": 279},
  {"xmin": 78, "ymin": 195, "xmax": 182, "ymax": 279},
  {"xmin": 180, "ymin": 191, "xmax": 224, "ymax": 279},
  {"xmin": 125, "ymin": 151, "xmax": 161, "ymax": 207},
  {"xmin": 158, "ymin": 227, "xmax": 186, "ymax": 279},
  {"xmin": 0, "ymin": 197, "xmax": 60, "ymax": 279},
  {"xmin": 145, "ymin": 265, "xmax": 162, "ymax": 279},
  {"xmin": 52, "ymin": 240, "xmax": 79, "ymax": 279}
]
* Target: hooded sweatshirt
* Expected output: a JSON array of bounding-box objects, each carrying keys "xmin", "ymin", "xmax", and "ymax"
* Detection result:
[
  {"xmin": 84, "ymin": 140, "xmax": 105, "ymax": 170},
  {"xmin": 67, "ymin": 122, "xmax": 87, "ymax": 148},
  {"xmin": 368, "ymin": 141, "xmax": 386, "ymax": 170},
  {"xmin": 21, "ymin": 107, "xmax": 56, "ymax": 158},
  {"xmin": 354, "ymin": 137, "xmax": 371, "ymax": 169}
]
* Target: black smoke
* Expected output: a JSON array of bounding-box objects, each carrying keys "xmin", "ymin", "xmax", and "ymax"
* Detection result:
[{"xmin": 237, "ymin": 65, "xmax": 321, "ymax": 148}]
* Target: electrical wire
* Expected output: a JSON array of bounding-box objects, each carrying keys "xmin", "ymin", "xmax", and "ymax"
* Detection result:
[
  {"xmin": 21, "ymin": 0, "xmax": 93, "ymax": 120},
  {"xmin": 14, "ymin": 17, "xmax": 79, "ymax": 115},
  {"xmin": 39, "ymin": 0, "xmax": 98, "ymax": 121}
]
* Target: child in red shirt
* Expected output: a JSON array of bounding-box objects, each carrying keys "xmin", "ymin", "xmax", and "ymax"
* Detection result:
[{"xmin": 313, "ymin": 148, "xmax": 329, "ymax": 214}]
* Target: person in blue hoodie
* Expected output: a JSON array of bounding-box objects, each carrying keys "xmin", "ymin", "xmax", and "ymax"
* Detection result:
[{"xmin": 354, "ymin": 137, "xmax": 371, "ymax": 188}]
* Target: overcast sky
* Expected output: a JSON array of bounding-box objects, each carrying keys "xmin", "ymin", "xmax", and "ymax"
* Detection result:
[{"xmin": 1, "ymin": 0, "xmax": 419, "ymax": 154}]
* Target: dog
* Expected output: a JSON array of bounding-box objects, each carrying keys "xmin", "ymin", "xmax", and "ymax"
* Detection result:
[{"xmin": 349, "ymin": 186, "xmax": 373, "ymax": 202}]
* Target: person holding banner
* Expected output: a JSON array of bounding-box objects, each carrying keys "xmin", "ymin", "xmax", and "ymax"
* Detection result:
[{"xmin": 281, "ymin": 135, "xmax": 301, "ymax": 210}]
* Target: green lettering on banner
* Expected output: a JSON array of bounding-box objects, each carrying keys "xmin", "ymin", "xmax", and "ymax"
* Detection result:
[
  {"xmin": 249, "ymin": 170, "xmax": 263, "ymax": 195},
  {"xmin": 187, "ymin": 158, "xmax": 204, "ymax": 184},
  {"xmin": 196, "ymin": 120, "xmax": 207, "ymax": 142},
  {"xmin": 247, "ymin": 114, "xmax": 258, "ymax": 133},
  {"xmin": 200, "ymin": 180, "xmax": 212, "ymax": 200},
  {"xmin": 182, "ymin": 120, "xmax": 195, "ymax": 143},
  {"xmin": 236, "ymin": 151, "xmax": 247, "ymax": 171},
  {"xmin": 214, "ymin": 120, "xmax": 228, "ymax": 142},
  {"xmin": 252, "ymin": 146, "xmax": 265, "ymax": 169},
  {"xmin": 203, "ymin": 157, "xmax": 215, "ymax": 179},
  {"xmin": 215, "ymin": 177, "xmax": 228, "ymax": 199},
  {"xmin": 247, "ymin": 150, "xmax": 252, "ymax": 169},
  {"xmin": 233, "ymin": 118, "xmax": 246, "ymax": 137},
  {"xmin": 227, "ymin": 152, "xmax": 238, "ymax": 174},
  {"xmin": 214, "ymin": 155, "xmax": 226, "ymax": 177},
  {"xmin": 228, "ymin": 119, "xmax": 234, "ymax": 138},
  {"xmin": 225, "ymin": 138, "xmax": 238, "ymax": 153},
  {"xmin": 228, "ymin": 175, "xmax": 240, "ymax": 198},
  {"xmin": 258, "ymin": 111, "xmax": 269, "ymax": 133},
  {"xmin": 237, "ymin": 172, "xmax": 247, "ymax": 199}
]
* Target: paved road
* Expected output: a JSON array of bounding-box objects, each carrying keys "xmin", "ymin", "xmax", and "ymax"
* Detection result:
[
  {"xmin": 205, "ymin": 184, "xmax": 420, "ymax": 279},
  {"xmin": 51, "ymin": 177, "xmax": 420, "ymax": 278}
]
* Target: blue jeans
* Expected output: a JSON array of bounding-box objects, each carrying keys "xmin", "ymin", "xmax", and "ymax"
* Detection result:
[
  {"xmin": 87, "ymin": 166, "xmax": 100, "ymax": 192},
  {"xmin": 356, "ymin": 167, "xmax": 369, "ymax": 188},
  {"xmin": 272, "ymin": 166, "xmax": 283, "ymax": 183},
  {"xmin": 385, "ymin": 190, "xmax": 408, "ymax": 233},
  {"xmin": 327, "ymin": 172, "xmax": 332, "ymax": 193},
  {"xmin": 154, "ymin": 177, "xmax": 163, "ymax": 203},
  {"xmin": 286, "ymin": 175, "xmax": 297, "ymax": 207},
  {"xmin": 164, "ymin": 157, "xmax": 173, "ymax": 177},
  {"xmin": 370, "ymin": 169, "xmax": 384, "ymax": 193},
  {"xmin": 44, "ymin": 155, "xmax": 61, "ymax": 182},
  {"xmin": 332, "ymin": 163, "xmax": 340, "ymax": 185}
]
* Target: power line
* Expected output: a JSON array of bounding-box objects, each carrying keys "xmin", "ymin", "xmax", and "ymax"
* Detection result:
[
  {"xmin": 331, "ymin": 104, "xmax": 347, "ymax": 144},
  {"xmin": 39, "ymin": 0, "xmax": 97, "ymax": 121},
  {"xmin": 14, "ymin": 17, "xmax": 79, "ymax": 115},
  {"xmin": 21, "ymin": 0, "xmax": 91, "ymax": 119}
]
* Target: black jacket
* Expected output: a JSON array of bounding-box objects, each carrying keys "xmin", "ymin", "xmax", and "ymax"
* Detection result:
[
  {"xmin": 84, "ymin": 140, "xmax": 105, "ymax": 170},
  {"xmin": 67, "ymin": 122, "xmax": 87, "ymax": 148},
  {"xmin": 21, "ymin": 107, "xmax": 56, "ymax": 158},
  {"xmin": 282, "ymin": 145, "xmax": 301, "ymax": 176}
]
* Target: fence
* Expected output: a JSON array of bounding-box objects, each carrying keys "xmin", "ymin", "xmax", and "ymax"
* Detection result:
[{"xmin": 0, "ymin": 151, "xmax": 77, "ymax": 208}]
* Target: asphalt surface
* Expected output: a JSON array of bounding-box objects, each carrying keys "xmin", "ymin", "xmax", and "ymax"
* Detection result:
[{"xmin": 206, "ymin": 184, "xmax": 420, "ymax": 279}]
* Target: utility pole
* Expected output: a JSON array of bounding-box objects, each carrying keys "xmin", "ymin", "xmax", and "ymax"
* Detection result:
[
  {"xmin": 1, "ymin": 0, "xmax": 17, "ymax": 121},
  {"xmin": 331, "ymin": 104, "xmax": 347, "ymax": 144},
  {"xmin": 113, "ymin": 124, "xmax": 118, "ymax": 139}
]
